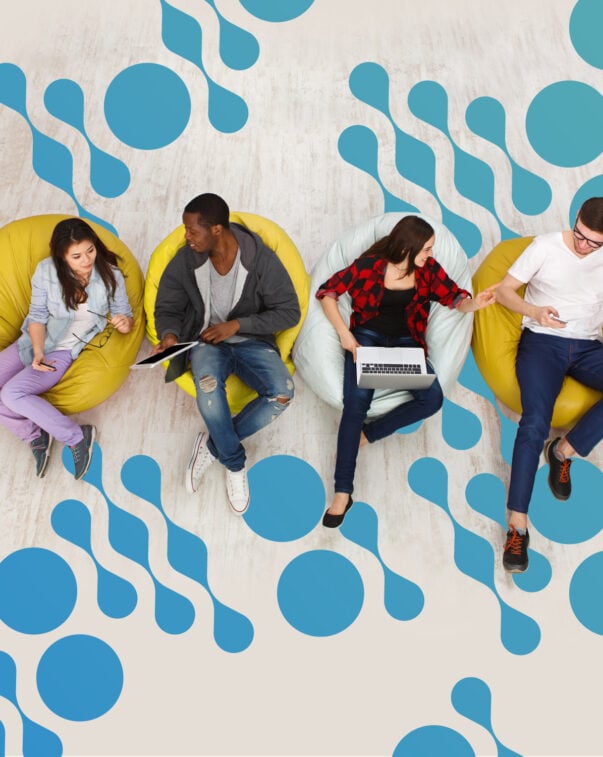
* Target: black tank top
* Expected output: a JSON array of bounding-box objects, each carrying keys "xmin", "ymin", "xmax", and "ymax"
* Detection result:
[{"xmin": 363, "ymin": 287, "xmax": 414, "ymax": 337}]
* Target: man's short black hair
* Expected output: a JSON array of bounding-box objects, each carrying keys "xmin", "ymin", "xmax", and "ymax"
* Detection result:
[
  {"xmin": 578, "ymin": 197, "xmax": 603, "ymax": 234},
  {"xmin": 184, "ymin": 193, "xmax": 230, "ymax": 228}
]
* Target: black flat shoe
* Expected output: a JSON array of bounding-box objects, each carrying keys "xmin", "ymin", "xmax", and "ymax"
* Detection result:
[{"xmin": 322, "ymin": 496, "xmax": 353, "ymax": 528}]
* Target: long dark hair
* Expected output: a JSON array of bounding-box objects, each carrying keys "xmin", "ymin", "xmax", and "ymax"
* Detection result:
[
  {"xmin": 360, "ymin": 216, "xmax": 435, "ymax": 274},
  {"xmin": 50, "ymin": 218, "xmax": 120, "ymax": 310}
]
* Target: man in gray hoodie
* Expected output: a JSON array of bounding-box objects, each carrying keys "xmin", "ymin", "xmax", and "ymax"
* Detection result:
[{"xmin": 153, "ymin": 193, "xmax": 300, "ymax": 513}]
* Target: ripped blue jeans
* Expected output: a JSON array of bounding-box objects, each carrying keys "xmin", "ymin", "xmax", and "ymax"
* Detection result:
[{"xmin": 189, "ymin": 339, "xmax": 294, "ymax": 471}]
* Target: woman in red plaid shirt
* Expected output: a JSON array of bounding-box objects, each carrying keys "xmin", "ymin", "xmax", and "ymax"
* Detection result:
[{"xmin": 316, "ymin": 216, "xmax": 495, "ymax": 527}]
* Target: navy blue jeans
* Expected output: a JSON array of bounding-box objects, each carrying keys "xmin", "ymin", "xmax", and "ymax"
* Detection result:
[
  {"xmin": 508, "ymin": 329, "xmax": 603, "ymax": 513},
  {"xmin": 189, "ymin": 339, "xmax": 294, "ymax": 471},
  {"xmin": 334, "ymin": 327, "xmax": 443, "ymax": 494}
]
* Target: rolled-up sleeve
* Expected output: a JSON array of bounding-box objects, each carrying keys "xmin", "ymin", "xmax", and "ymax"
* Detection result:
[{"xmin": 109, "ymin": 269, "xmax": 133, "ymax": 317}]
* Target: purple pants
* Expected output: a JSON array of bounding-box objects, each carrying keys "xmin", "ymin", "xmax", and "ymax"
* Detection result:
[{"xmin": 0, "ymin": 342, "xmax": 83, "ymax": 445}]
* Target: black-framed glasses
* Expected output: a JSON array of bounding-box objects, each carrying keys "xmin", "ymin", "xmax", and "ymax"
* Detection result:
[
  {"xmin": 573, "ymin": 224, "xmax": 603, "ymax": 250},
  {"xmin": 73, "ymin": 325, "xmax": 114, "ymax": 349}
]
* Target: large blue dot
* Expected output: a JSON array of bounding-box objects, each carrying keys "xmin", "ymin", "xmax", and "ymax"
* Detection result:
[
  {"xmin": 245, "ymin": 455, "xmax": 324, "ymax": 541},
  {"xmin": 570, "ymin": 176, "xmax": 603, "ymax": 225},
  {"xmin": 104, "ymin": 63, "xmax": 191, "ymax": 149},
  {"xmin": 239, "ymin": 0, "xmax": 314, "ymax": 22},
  {"xmin": 37, "ymin": 635, "xmax": 123, "ymax": 721},
  {"xmin": 570, "ymin": 0, "xmax": 603, "ymax": 69},
  {"xmin": 0, "ymin": 548, "xmax": 76, "ymax": 634},
  {"xmin": 526, "ymin": 81, "xmax": 603, "ymax": 167},
  {"xmin": 393, "ymin": 725, "xmax": 476, "ymax": 756},
  {"xmin": 277, "ymin": 550, "xmax": 363, "ymax": 636},
  {"xmin": 569, "ymin": 552, "xmax": 603, "ymax": 635}
]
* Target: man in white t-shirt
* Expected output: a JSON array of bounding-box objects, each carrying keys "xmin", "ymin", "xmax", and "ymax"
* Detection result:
[{"xmin": 495, "ymin": 197, "xmax": 603, "ymax": 572}]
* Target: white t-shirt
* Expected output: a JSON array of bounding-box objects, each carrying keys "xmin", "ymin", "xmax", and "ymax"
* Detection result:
[
  {"xmin": 508, "ymin": 232, "xmax": 603, "ymax": 340},
  {"xmin": 55, "ymin": 304, "xmax": 97, "ymax": 351}
]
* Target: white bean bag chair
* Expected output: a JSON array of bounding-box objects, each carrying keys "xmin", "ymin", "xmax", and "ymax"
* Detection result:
[{"xmin": 292, "ymin": 213, "xmax": 473, "ymax": 418}]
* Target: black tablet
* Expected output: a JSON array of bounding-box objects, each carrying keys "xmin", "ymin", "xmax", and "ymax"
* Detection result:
[{"xmin": 132, "ymin": 341, "xmax": 197, "ymax": 368}]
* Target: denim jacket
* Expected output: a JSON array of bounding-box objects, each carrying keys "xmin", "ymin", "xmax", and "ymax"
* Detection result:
[{"xmin": 17, "ymin": 257, "xmax": 132, "ymax": 364}]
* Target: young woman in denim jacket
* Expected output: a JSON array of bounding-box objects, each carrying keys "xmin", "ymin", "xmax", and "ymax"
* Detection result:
[
  {"xmin": 316, "ymin": 216, "xmax": 495, "ymax": 527},
  {"xmin": 0, "ymin": 218, "xmax": 133, "ymax": 479}
]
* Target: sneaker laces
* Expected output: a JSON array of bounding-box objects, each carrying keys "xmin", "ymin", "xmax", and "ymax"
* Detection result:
[
  {"xmin": 559, "ymin": 458, "xmax": 571, "ymax": 483},
  {"xmin": 504, "ymin": 527, "xmax": 525, "ymax": 556}
]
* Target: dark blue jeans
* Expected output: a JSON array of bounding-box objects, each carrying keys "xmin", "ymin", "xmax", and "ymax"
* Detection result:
[
  {"xmin": 334, "ymin": 327, "xmax": 443, "ymax": 494},
  {"xmin": 508, "ymin": 329, "xmax": 603, "ymax": 513}
]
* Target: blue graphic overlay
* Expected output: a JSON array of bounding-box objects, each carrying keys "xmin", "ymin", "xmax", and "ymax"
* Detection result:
[
  {"xmin": 408, "ymin": 457, "xmax": 541, "ymax": 655},
  {"xmin": 121, "ymin": 455, "xmax": 254, "ymax": 653},
  {"xmin": 0, "ymin": 652, "xmax": 62, "ymax": 757},
  {"xmin": 407, "ymin": 80, "xmax": 517, "ymax": 242},
  {"xmin": 0, "ymin": 548, "xmax": 76, "ymax": 634},
  {"xmin": 529, "ymin": 460, "xmax": 603, "ymax": 544},
  {"xmin": 570, "ymin": 175, "xmax": 603, "ymax": 225},
  {"xmin": 0, "ymin": 63, "xmax": 117, "ymax": 234},
  {"xmin": 441, "ymin": 397, "xmax": 482, "ymax": 450},
  {"xmin": 393, "ymin": 725, "xmax": 475, "ymax": 757},
  {"xmin": 340, "ymin": 501, "xmax": 424, "ymax": 621},
  {"xmin": 159, "ymin": 0, "xmax": 248, "ymax": 133},
  {"xmin": 239, "ymin": 0, "xmax": 315, "ymax": 22},
  {"xmin": 465, "ymin": 473, "xmax": 552, "ymax": 593},
  {"xmin": 62, "ymin": 444, "xmax": 195, "ymax": 636},
  {"xmin": 570, "ymin": 0, "xmax": 603, "ymax": 69},
  {"xmin": 37, "ymin": 635, "xmax": 123, "ymax": 721},
  {"xmin": 277, "ymin": 550, "xmax": 364, "ymax": 636},
  {"xmin": 337, "ymin": 125, "xmax": 420, "ymax": 213},
  {"xmin": 51, "ymin": 500, "xmax": 138, "ymax": 620},
  {"xmin": 104, "ymin": 63, "xmax": 191, "ymax": 149},
  {"xmin": 569, "ymin": 552, "xmax": 603, "ymax": 634},
  {"xmin": 44, "ymin": 79, "xmax": 130, "ymax": 197},
  {"xmin": 244, "ymin": 455, "xmax": 324, "ymax": 541},
  {"xmin": 465, "ymin": 96, "xmax": 552, "ymax": 216},
  {"xmin": 345, "ymin": 62, "xmax": 483, "ymax": 256},
  {"xmin": 202, "ymin": 0, "xmax": 259, "ymax": 70},
  {"xmin": 526, "ymin": 81, "xmax": 603, "ymax": 167},
  {"xmin": 452, "ymin": 677, "xmax": 523, "ymax": 757}
]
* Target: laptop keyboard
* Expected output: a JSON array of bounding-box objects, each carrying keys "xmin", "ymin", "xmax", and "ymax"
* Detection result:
[{"xmin": 361, "ymin": 362, "xmax": 422, "ymax": 375}]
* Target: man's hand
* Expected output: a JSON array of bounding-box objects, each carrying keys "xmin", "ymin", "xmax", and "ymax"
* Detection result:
[
  {"xmin": 201, "ymin": 320, "xmax": 240, "ymax": 344},
  {"xmin": 150, "ymin": 333, "xmax": 178, "ymax": 355},
  {"xmin": 532, "ymin": 305, "xmax": 566, "ymax": 328}
]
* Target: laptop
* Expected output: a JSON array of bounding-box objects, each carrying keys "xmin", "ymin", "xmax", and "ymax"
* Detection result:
[
  {"xmin": 131, "ymin": 341, "xmax": 198, "ymax": 369},
  {"xmin": 356, "ymin": 346, "xmax": 436, "ymax": 390}
]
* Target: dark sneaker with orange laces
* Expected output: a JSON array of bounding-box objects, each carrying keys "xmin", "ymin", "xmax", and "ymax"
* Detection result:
[
  {"xmin": 503, "ymin": 526, "xmax": 529, "ymax": 573},
  {"xmin": 544, "ymin": 437, "xmax": 572, "ymax": 501}
]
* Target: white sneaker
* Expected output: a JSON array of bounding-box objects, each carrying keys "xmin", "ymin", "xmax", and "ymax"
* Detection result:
[
  {"xmin": 225, "ymin": 467, "xmax": 250, "ymax": 515},
  {"xmin": 185, "ymin": 432, "xmax": 216, "ymax": 493}
]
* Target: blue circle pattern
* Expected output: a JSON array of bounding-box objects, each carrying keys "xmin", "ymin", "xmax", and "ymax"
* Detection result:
[
  {"xmin": 570, "ymin": 0, "xmax": 603, "ymax": 69},
  {"xmin": 245, "ymin": 455, "xmax": 325, "ymax": 541},
  {"xmin": 37, "ymin": 635, "xmax": 123, "ymax": 721},
  {"xmin": 239, "ymin": 0, "xmax": 315, "ymax": 22},
  {"xmin": 104, "ymin": 63, "xmax": 191, "ymax": 149},
  {"xmin": 569, "ymin": 552, "xmax": 603, "ymax": 635},
  {"xmin": 526, "ymin": 81, "xmax": 603, "ymax": 167},
  {"xmin": 277, "ymin": 550, "xmax": 364, "ymax": 636},
  {"xmin": 393, "ymin": 725, "xmax": 476, "ymax": 756},
  {"xmin": 0, "ymin": 548, "xmax": 77, "ymax": 634}
]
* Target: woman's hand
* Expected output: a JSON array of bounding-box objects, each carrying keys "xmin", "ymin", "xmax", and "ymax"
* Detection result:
[
  {"xmin": 32, "ymin": 354, "xmax": 56, "ymax": 372},
  {"xmin": 473, "ymin": 286, "xmax": 497, "ymax": 310},
  {"xmin": 339, "ymin": 330, "xmax": 360, "ymax": 362},
  {"xmin": 110, "ymin": 314, "xmax": 134, "ymax": 334}
]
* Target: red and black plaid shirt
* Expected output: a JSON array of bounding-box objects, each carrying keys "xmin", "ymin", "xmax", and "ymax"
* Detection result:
[{"xmin": 316, "ymin": 255, "xmax": 470, "ymax": 355}]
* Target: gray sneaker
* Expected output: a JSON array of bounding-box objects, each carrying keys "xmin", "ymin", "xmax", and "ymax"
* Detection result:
[
  {"xmin": 69, "ymin": 425, "xmax": 96, "ymax": 480},
  {"xmin": 30, "ymin": 430, "xmax": 53, "ymax": 478}
]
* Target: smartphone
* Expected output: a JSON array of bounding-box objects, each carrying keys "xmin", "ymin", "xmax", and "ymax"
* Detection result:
[
  {"xmin": 40, "ymin": 361, "xmax": 57, "ymax": 371},
  {"xmin": 550, "ymin": 315, "xmax": 567, "ymax": 324}
]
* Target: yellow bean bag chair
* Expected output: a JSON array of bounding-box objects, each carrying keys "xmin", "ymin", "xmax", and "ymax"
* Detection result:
[
  {"xmin": 144, "ymin": 212, "xmax": 310, "ymax": 415},
  {"xmin": 472, "ymin": 237, "xmax": 602, "ymax": 430},
  {"xmin": 0, "ymin": 214, "xmax": 145, "ymax": 414}
]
